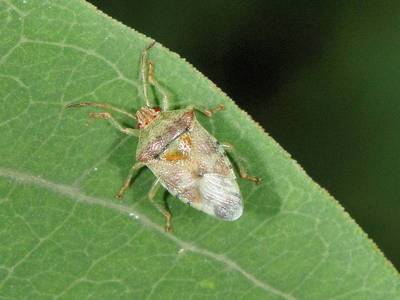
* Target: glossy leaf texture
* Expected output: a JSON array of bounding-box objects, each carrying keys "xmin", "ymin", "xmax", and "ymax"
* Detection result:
[{"xmin": 0, "ymin": 1, "xmax": 399, "ymax": 299}]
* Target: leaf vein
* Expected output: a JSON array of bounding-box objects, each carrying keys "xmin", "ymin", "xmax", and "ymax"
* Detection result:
[{"xmin": 0, "ymin": 167, "xmax": 296, "ymax": 300}]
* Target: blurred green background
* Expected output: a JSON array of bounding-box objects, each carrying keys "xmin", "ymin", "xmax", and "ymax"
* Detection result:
[{"xmin": 87, "ymin": 1, "xmax": 400, "ymax": 269}]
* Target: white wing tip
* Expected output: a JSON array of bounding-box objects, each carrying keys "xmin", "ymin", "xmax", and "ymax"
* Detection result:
[
  {"xmin": 213, "ymin": 200, "xmax": 243, "ymax": 221},
  {"xmin": 199, "ymin": 173, "xmax": 243, "ymax": 221}
]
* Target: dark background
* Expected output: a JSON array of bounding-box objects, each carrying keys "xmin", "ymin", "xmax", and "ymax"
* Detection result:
[{"xmin": 87, "ymin": 0, "xmax": 400, "ymax": 269}]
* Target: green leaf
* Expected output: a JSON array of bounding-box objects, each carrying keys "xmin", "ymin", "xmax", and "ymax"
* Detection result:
[{"xmin": 0, "ymin": 0, "xmax": 398, "ymax": 299}]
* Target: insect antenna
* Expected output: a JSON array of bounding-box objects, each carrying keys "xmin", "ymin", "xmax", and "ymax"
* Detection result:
[
  {"xmin": 141, "ymin": 41, "xmax": 156, "ymax": 107},
  {"xmin": 65, "ymin": 102, "xmax": 136, "ymax": 119}
]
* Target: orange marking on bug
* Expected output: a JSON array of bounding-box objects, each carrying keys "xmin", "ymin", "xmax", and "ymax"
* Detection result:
[
  {"xmin": 184, "ymin": 188, "xmax": 202, "ymax": 205},
  {"xmin": 164, "ymin": 150, "xmax": 189, "ymax": 161},
  {"xmin": 182, "ymin": 134, "xmax": 192, "ymax": 146},
  {"xmin": 191, "ymin": 190, "xmax": 202, "ymax": 204}
]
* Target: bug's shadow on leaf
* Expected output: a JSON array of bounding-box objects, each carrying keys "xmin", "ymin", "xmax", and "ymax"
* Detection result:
[
  {"xmin": 226, "ymin": 152, "xmax": 282, "ymax": 220},
  {"xmin": 244, "ymin": 177, "xmax": 282, "ymax": 220}
]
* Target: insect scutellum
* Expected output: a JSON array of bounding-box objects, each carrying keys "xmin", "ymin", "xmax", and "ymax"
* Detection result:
[{"xmin": 66, "ymin": 42, "xmax": 260, "ymax": 232}]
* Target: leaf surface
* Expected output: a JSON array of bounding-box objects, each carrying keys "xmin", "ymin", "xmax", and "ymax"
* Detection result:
[{"xmin": 0, "ymin": 0, "xmax": 399, "ymax": 299}]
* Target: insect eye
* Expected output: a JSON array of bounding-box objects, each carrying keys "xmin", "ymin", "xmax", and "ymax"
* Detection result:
[{"xmin": 154, "ymin": 107, "xmax": 161, "ymax": 112}]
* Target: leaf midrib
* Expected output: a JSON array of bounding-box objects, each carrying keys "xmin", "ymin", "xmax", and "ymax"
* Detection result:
[{"xmin": 0, "ymin": 167, "xmax": 296, "ymax": 300}]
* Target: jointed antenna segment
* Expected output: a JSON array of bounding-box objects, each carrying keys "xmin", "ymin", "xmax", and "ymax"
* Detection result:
[
  {"xmin": 141, "ymin": 41, "xmax": 156, "ymax": 107},
  {"xmin": 66, "ymin": 102, "xmax": 136, "ymax": 120}
]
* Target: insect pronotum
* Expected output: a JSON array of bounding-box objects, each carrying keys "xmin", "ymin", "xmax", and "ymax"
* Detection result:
[{"xmin": 66, "ymin": 42, "xmax": 260, "ymax": 231}]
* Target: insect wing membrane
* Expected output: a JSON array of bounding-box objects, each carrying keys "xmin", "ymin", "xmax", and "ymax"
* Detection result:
[{"xmin": 198, "ymin": 173, "xmax": 243, "ymax": 220}]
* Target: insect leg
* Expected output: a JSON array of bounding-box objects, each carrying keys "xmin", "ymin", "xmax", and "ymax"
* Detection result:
[
  {"xmin": 191, "ymin": 104, "xmax": 225, "ymax": 117},
  {"xmin": 221, "ymin": 143, "xmax": 261, "ymax": 184},
  {"xmin": 89, "ymin": 112, "xmax": 139, "ymax": 137},
  {"xmin": 116, "ymin": 162, "xmax": 145, "ymax": 199},
  {"xmin": 66, "ymin": 102, "xmax": 136, "ymax": 120},
  {"xmin": 148, "ymin": 178, "xmax": 173, "ymax": 232}
]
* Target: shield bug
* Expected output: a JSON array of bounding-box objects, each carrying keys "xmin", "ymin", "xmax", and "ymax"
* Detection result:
[{"xmin": 66, "ymin": 42, "xmax": 260, "ymax": 231}]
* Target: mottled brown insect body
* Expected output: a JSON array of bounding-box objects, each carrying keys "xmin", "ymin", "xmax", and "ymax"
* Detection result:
[
  {"xmin": 66, "ymin": 42, "xmax": 259, "ymax": 231},
  {"xmin": 136, "ymin": 109, "xmax": 192, "ymax": 162},
  {"xmin": 138, "ymin": 108, "xmax": 242, "ymax": 220}
]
